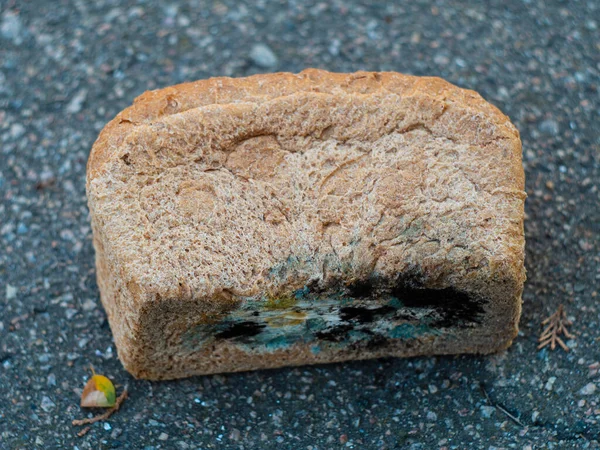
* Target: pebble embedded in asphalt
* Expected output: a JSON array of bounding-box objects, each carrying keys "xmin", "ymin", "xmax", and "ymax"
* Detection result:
[{"xmin": 249, "ymin": 43, "xmax": 279, "ymax": 68}]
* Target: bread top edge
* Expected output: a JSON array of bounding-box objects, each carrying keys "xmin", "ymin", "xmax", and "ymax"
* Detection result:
[{"xmin": 86, "ymin": 69, "xmax": 520, "ymax": 186}]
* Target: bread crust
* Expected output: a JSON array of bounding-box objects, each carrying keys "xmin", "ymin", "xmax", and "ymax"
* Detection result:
[
  {"xmin": 87, "ymin": 70, "xmax": 525, "ymax": 380},
  {"xmin": 87, "ymin": 69, "xmax": 521, "ymax": 183}
]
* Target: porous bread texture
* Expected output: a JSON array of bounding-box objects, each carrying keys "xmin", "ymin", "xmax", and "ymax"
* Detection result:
[{"xmin": 87, "ymin": 69, "xmax": 526, "ymax": 379}]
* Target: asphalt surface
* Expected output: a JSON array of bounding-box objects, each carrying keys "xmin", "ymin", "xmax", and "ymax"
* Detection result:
[{"xmin": 1, "ymin": 0, "xmax": 599, "ymax": 449}]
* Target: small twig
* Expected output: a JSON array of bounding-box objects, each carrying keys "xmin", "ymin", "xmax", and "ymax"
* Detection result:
[
  {"xmin": 480, "ymin": 383, "xmax": 524, "ymax": 427},
  {"xmin": 538, "ymin": 304, "xmax": 574, "ymax": 352},
  {"xmin": 495, "ymin": 404, "xmax": 525, "ymax": 428},
  {"xmin": 77, "ymin": 426, "xmax": 91, "ymax": 437},
  {"xmin": 72, "ymin": 389, "xmax": 128, "ymax": 426}
]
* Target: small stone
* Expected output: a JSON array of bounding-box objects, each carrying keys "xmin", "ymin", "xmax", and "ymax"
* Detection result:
[
  {"xmin": 40, "ymin": 396, "xmax": 56, "ymax": 412},
  {"xmin": 480, "ymin": 406, "xmax": 495, "ymax": 418},
  {"xmin": 539, "ymin": 119, "xmax": 559, "ymax": 136},
  {"xmin": 579, "ymin": 383, "xmax": 597, "ymax": 396},
  {"xmin": 1, "ymin": 11, "xmax": 23, "ymax": 44},
  {"xmin": 66, "ymin": 89, "xmax": 88, "ymax": 114},
  {"xmin": 103, "ymin": 422, "xmax": 111, "ymax": 431},
  {"xmin": 6, "ymin": 284, "xmax": 17, "ymax": 300},
  {"xmin": 82, "ymin": 299, "xmax": 97, "ymax": 311},
  {"xmin": 158, "ymin": 433, "xmax": 169, "ymax": 441},
  {"xmin": 544, "ymin": 376, "xmax": 557, "ymax": 391},
  {"xmin": 60, "ymin": 229, "xmax": 75, "ymax": 241},
  {"xmin": 65, "ymin": 308, "xmax": 78, "ymax": 320},
  {"xmin": 163, "ymin": 4, "xmax": 179, "ymax": 18},
  {"xmin": 35, "ymin": 437, "xmax": 44, "ymax": 446},
  {"xmin": 426, "ymin": 411, "xmax": 437, "ymax": 421},
  {"xmin": 497, "ymin": 86, "xmax": 509, "ymax": 99},
  {"xmin": 328, "ymin": 39, "xmax": 341, "ymax": 56},
  {"xmin": 9, "ymin": 123, "xmax": 25, "ymax": 139},
  {"xmin": 434, "ymin": 54, "xmax": 450, "ymax": 65},
  {"xmin": 531, "ymin": 411, "xmax": 540, "ymax": 423},
  {"xmin": 47, "ymin": 373, "xmax": 56, "ymax": 386},
  {"xmin": 249, "ymin": 44, "xmax": 278, "ymax": 68},
  {"xmin": 229, "ymin": 428, "xmax": 241, "ymax": 441},
  {"xmin": 177, "ymin": 15, "xmax": 190, "ymax": 27},
  {"xmin": 428, "ymin": 384, "xmax": 438, "ymax": 394},
  {"xmin": 103, "ymin": 346, "xmax": 114, "ymax": 360},
  {"xmin": 579, "ymin": 239, "xmax": 594, "ymax": 251}
]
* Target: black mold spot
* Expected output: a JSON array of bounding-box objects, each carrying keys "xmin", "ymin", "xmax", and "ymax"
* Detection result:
[
  {"xmin": 215, "ymin": 321, "xmax": 265, "ymax": 340},
  {"xmin": 391, "ymin": 283, "xmax": 486, "ymax": 328},
  {"xmin": 340, "ymin": 305, "xmax": 395, "ymax": 324},
  {"xmin": 315, "ymin": 324, "xmax": 353, "ymax": 342},
  {"xmin": 346, "ymin": 279, "xmax": 374, "ymax": 298}
]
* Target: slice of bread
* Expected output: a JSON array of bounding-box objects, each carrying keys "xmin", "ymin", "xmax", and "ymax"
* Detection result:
[{"xmin": 87, "ymin": 69, "xmax": 526, "ymax": 380}]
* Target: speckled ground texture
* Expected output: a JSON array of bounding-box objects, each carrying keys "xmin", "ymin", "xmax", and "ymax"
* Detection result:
[{"xmin": 0, "ymin": 0, "xmax": 598, "ymax": 449}]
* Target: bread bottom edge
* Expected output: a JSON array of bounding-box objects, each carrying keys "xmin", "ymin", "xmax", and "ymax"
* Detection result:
[{"xmin": 120, "ymin": 329, "xmax": 517, "ymax": 380}]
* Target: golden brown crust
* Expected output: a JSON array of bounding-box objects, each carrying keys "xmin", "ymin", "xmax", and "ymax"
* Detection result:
[{"xmin": 87, "ymin": 69, "xmax": 520, "ymax": 184}]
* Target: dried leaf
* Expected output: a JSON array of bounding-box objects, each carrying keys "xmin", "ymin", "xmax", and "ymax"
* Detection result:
[
  {"xmin": 80, "ymin": 366, "xmax": 116, "ymax": 408},
  {"xmin": 73, "ymin": 389, "xmax": 128, "ymax": 427}
]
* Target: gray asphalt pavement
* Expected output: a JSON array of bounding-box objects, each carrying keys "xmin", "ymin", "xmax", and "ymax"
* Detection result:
[{"xmin": 1, "ymin": 0, "xmax": 599, "ymax": 448}]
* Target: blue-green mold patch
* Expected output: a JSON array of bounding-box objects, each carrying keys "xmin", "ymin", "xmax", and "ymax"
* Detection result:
[
  {"xmin": 182, "ymin": 274, "xmax": 486, "ymax": 354},
  {"xmin": 184, "ymin": 295, "xmax": 436, "ymax": 354},
  {"xmin": 265, "ymin": 335, "xmax": 290, "ymax": 350},
  {"xmin": 389, "ymin": 323, "xmax": 430, "ymax": 339}
]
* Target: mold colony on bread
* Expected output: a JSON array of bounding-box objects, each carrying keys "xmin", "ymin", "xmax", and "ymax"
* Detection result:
[{"xmin": 182, "ymin": 265, "xmax": 487, "ymax": 355}]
